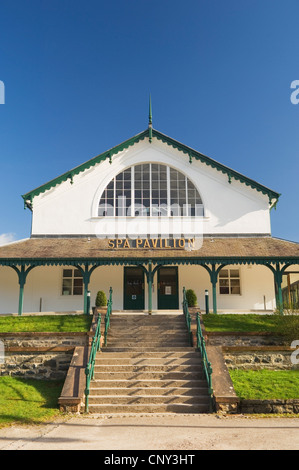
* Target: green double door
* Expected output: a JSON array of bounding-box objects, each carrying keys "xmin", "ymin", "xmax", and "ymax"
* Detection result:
[
  {"xmin": 157, "ymin": 267, "xmax": 179, "ymax": 310},
  {"xmin": 124, "ymin": 267, "xmax": 145, "ymax": 310},
  {"xmin": 123, "ymin": 266, "xmax": 179, "ymax": 311}
]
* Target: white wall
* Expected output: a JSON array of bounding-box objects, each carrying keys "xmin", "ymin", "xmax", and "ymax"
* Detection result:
[
  {"xmin": 179, "ymin": 265, "xmax": 275, "ymax": 311},
  {"xmin": 30, "ymin": 138, "xmax": 271, "ymax": 237},
  {"xmin": 0, "ymin": 264, "xmax": 276, "ymax": 314}
]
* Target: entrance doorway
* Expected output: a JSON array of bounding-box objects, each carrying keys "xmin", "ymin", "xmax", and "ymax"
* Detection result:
[
  {"xmin": 123, "ymin": 267, "xmax": 145, "ymax": 310},
  {"xmin": 158, "ymin": 267, "xmax": 179, "ymax": 309}
]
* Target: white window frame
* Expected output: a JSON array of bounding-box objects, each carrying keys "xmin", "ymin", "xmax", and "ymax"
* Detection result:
[
  {"xmin": 61, "ymin": 268, "xmax": 83, "ymax": 297},
  {"xmin": 98, "ymin": 163, "xmax": 203, "ymax": 218},
  {"xmin": 219, "ymin": 268, "xmax": 241, "ymax": 295}
]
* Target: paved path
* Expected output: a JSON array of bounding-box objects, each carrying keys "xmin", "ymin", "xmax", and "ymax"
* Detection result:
[{"xmin": 0, "ymin": 414, "xmax": 298, "ymax": 450}]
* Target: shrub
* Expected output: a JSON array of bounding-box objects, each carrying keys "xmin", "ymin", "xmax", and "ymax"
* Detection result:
[
  {"xmin": 274, "ymin": 313, "xmax": 299, "ymax": 344},
  {"xmin": 95, "ymin": 290, "xmax": 107, "ymax": 307},
  {"xmin": 186, "ymin": 289, "xmax": 197, "ymax": 307}
]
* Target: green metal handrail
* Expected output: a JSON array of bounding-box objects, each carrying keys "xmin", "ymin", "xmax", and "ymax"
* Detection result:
[
  {"xmin": 85, "ymin": 312, "xmax": 102, "ymax": 412},
  {"xmin": 182, "ymin": 287, "xmax": 192, "ymax": 345},
  {"xmin": 104, "ymin": 287, "xmax": 113, "ymax": 346},
  {"xmin": 85, "ymin": 286, "xmax": 113, "ymax": 412},
  {"xmin": 196, "ymin": 312, "xmax": 213, "ymax": 398}
]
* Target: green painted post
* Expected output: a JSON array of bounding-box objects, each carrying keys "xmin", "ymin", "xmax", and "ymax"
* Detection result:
[
  {"xmin": 211, "ymin": 266, "xmax": 218, "ymax": 314},
  {"xmin": 275, "ymin": 268, "xmax": 284, "ymax": 315},
  {"xmin": 18, "ymin": 266, "xmax": 26, "ymax": 316},
  {"xmin": 212, "ymin": 282, "xmax": 217, "ymax": 314},
  {"xmin": 148, "ymin": 261, "xmax": 153, "ymax": 315},
  {"xmin": 82, "ymin": 264, "xmax": 92, "ymax": 315},
  {"xmin": 18, "ymin": 282, "xmax": 25, "ymax": 316}
]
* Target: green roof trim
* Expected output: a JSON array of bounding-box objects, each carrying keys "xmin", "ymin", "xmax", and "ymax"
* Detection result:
[
  {"xmin": 22, "ymin": 128, "xmax": 281, "ymax": 210},
  {"xmin": 152, "ymin": 129, "xmax": 281, "ymax": 205}
]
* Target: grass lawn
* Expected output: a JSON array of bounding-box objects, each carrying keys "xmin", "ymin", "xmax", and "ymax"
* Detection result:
[
  {"xmin": 0, "ymin": 315, "xmax": 93, "ymax": 333},
  {"xmin": 202, "ymin": 314, "xmax": 293, "ymax": 333},
  {"xmin": 229, "ymin": 369, "xmax": 299, "ymax": 400},
  {"xmin": 0, "ymin": 377, "xmax": 63, "ymax": 428}
]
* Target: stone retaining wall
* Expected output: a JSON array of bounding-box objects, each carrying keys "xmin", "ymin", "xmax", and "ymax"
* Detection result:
[
  {"xmin": 240, "ymin": 399, "xmax": 299, "ymax": 414},
  {"xmin": 1, "ymin": 349, "xmax": 74, "ymax": 380},
  {"xmin": 223, "ymin": 347, "xmax": 297, "ymax": 370},
  {"xmin": 204, "ymin": 329, "xmax": 299, "ymax": 414},
  {"xmin": 0, "ymin": 332, "xmax": 89, "ymax": 349},
  {"xmin": 0, "ymin": 331, "xmax": 91, "ymax": 380},
  {"xmin": 207, "ymin": 332, "xmax": 284, "ymax": 347}
]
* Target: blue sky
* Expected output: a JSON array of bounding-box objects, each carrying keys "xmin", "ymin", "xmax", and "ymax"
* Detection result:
[{"xmin": 0, "ymin": 0, "xmax": 298, "ymax": 243}]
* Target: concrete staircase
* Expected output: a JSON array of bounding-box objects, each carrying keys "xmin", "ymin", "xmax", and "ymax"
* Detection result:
[{"xmin": 85, "ymin": 313, "xmax": 211, "ymax": 414}]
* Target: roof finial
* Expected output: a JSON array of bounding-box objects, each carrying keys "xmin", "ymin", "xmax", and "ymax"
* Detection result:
[
  {"xmin": 148, "ymin": 94, "xmax": 152, "ymax": 143},
  {"xmin": 148, "ymin": 93, "xmax": 152, "ymax": 127}
]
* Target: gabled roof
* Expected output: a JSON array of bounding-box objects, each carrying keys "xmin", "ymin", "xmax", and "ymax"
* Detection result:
[{"xmin": 22, "ymin": 128, "xmax": 281, "ymax": 210}]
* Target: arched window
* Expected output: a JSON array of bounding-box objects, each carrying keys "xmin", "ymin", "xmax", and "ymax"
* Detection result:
[{"xmin": 98, "ymin": 164, "xmax": 203, "ymax": 217}]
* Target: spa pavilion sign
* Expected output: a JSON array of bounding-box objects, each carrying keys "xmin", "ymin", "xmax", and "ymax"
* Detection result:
[
  {"xmin": 107, "ymin": 238, "xmax": 196, "ymax": 249},
  {"xmin": 0, "ymin": 105, "xmax": 298, "ymax": 316}
]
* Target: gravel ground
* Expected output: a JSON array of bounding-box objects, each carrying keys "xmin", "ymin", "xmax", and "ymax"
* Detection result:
[{"xmin": 0, "ymin": 413, "xmax": 298, "ymax": 451}]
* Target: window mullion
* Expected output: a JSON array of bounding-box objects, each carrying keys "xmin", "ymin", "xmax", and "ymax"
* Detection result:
[
  {"xmin": 149, "ymin": 163, "xmax": 152, "ymax": 217},
  {"xmin": 113, "ymin": 177, "xmax": 116, "ymax": 217},
  {"xmin": 131, "ymin": 166, "xmax": 134, "ymax": 217},
  {"xmin": 185, "ymin": 175, "xmax": 188, "ymax": 216},
  {"xmin": 167, "ymin": 165, "xmax": 170, "ymax": 216}
]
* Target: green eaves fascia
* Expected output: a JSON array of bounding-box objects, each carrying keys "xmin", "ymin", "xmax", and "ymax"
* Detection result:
[
  {"xmin": 22, "ymin": 129, "xmax": 149, "ymax": 210},
  {"xmin": 22, "ymin": 128, "xmax": 281, "ymax": 210}
]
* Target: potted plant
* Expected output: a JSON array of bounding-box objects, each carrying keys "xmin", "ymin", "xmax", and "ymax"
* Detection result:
[
  {"xmin": 95, "ymin": 290, "xmax": 107, "ymax": 308},
  {"xmin": 186, "ymin": 289, "xmax": 197, "ymax": 307}
]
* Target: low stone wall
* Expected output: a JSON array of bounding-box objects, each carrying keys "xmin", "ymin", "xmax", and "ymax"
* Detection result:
[
  {"xmin": 0, "ymin": 332, "xmax": 89, "ymax": 349},
  {"xmin": 0, "ymin": 331, "xmax": 91, "ymax": 380},
  {"xmin": 207, "ymin": 332, "xmax": 283, "ymax": 347},
  {"xmin": 204, "ymin": 328, "xmax": 299, "ymax": 414},
  {"xmin": 240, "ymin": 399, "xmax": 299, "ymax": 414},
  {"xmin": 1, "ymin": 349, "xmax": 74, "ymax": 380},
  {"xmin": 223, "ymin": 347, "xmax": 297, "ymax": 371}
]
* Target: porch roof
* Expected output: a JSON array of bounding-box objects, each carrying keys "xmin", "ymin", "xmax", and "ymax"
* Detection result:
[{"xmin": 0, "ymin": 236, "xmax": 299, "ymax": 266}]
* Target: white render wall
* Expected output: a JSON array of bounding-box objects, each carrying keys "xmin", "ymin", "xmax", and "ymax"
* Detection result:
[
  {"xmin": 0, "ymin": 264, "xmax": 276, "ymax": 314},
  {"xmin": 30, "ymin": 138, "xmax": 271, "ymax": 237}
]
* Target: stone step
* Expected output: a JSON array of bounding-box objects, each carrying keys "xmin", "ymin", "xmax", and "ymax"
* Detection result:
[
  {"xmin": 88, "ymin": 386, "xmax": 208, "ymax": 396},
  {"xmin": 106, "ymin": 337, "xmax": 189, "ymax": 342},
  {"xmin": 109, "ymin": 318, "xmax": 186, "ymax": 329},
  {"xmin": 93, "ymin": 371, "xmax": 205, "ymax": 380},
  {"xmin": 93, "ymin": 364, "xmax": 203, "ymax": 372},
  {"xmin": 96, "ymin": 351, "xmax": 199, "ymax": 358},
  {"xmin": 90, "ymin": 379, "xmax": 208, "ymax": 388},
  {"xmin": 110, "ymin": 314, "xmax": 184, "ymax": 318},
  {"xmin": 109, "ymin": 323, "xmax": 186, "ymax": 327},
  {"xmin": 108, "ymin": 321, "xmax": 188, "ymax": 332},
  {"xmin": 103, "ymin": 347, "xmax": 196, "ymax": 352},
  {"xmin": 107, "ymin": 331, "xmax": 189, "ymax": 336},
  {"xmin": 95, "ymin": 357, "xmax": 201, "ymax": 365},
  {"xmin": 84, "ymin": 313, "xmax": 209, "ymax": 415},
  {"xmin": 105, "ymin": 342, "xmax": 191, "ymax": 348},
  {"xmin": 86, "ymin": 403, "xmax": 210, "ymax": 414},
  {"xmin": 88, "ymin": 395, "xmax": 210, "ymax": 405},
  {"xmin": 110, "ymin": 318, "xmax": 185, "ymax": 322}
]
